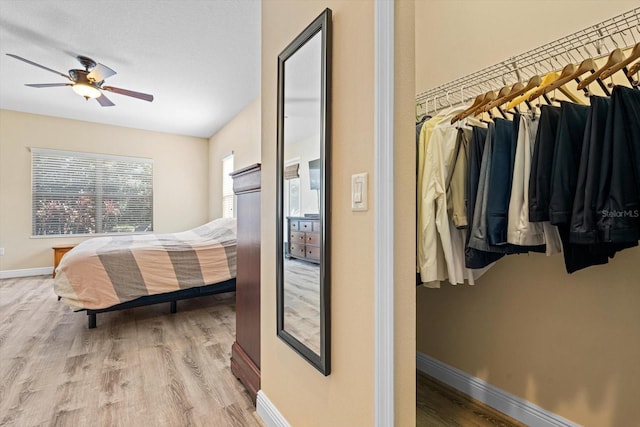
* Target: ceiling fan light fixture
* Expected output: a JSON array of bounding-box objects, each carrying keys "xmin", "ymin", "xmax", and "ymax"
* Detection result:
[
  {"xmin": 72, "ymin": 83, "xmax": 101, "ymax": 99},
  {"xmin": 8, "ymin": 54, "xmax": 153, "ymax": 106}
]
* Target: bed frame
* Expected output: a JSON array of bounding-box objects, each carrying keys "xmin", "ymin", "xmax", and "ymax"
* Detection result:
[{"xmin": 82, "ymin": 278, "xmax": 236, "ymax": 328}]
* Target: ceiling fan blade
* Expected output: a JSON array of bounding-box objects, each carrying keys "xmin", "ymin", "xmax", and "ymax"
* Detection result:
[
  {"xmin": 96, "ymin": 93, "xmax": 115, "ymax": 107},
  {"xmin": 102, "ymin": 86, "xmax": 154, "ymax": 102},
  {"xmin": 6, "ymin": 54, "xmax": 71, "ymax": 80},
  {"xmin": 25, "ymin": 83, "xmax": 72, "ymax": 88},
  {"xmin": 87, "ymin": 63, "xmax": 117, "ymax": 82}
]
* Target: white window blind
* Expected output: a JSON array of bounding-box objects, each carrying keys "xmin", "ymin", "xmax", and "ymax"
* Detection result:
[
  {"xmin": 31, "ymin": 148, "xmax": 153, "ymax": 236},
  {"xmin": 222, "ymin": 154, "xmax": 234, "ymax": 218}
]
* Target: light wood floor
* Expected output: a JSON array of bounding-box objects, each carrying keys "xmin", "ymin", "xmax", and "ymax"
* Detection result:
[
  {"xmin": 2, "ymin": 275, "xmax": 526, "ymax": 427},
  {"xmin": 0, "ymin": 275, "xmax": 263, "ymax": 427},
  {"xmin": 417, "ymin": 372, "xmax": 527, "ymax": 427},
  {"xmin": 283, "ymin": 258, "xmax": 321, "ymax": 354}
]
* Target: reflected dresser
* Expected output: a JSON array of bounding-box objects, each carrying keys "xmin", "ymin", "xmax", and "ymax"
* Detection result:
[{"xmin": 287, "ymin": 216, "xmax": 320, "ymax": 264}]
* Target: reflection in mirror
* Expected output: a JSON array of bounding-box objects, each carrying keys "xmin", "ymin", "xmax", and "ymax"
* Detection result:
[
  {"xmin": 283, "ymin": 30, "xmax": 321, "ymax": 355},
  {"xmin": 276, "ymin": 8, "xmax": 331, "ymax": 375}
]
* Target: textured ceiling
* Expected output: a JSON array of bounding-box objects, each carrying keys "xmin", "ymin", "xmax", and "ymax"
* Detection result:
[{"xmin": 0, "ymin": 0, "xmax": 261, "ymax": 138}]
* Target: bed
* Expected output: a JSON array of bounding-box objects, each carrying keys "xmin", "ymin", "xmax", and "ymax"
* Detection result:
[{"xmin": 54, "ymin": 217, "xmax": 237, "ymax": 328}]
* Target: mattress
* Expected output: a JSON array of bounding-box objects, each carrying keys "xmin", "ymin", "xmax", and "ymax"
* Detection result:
[{"xmin": 54, "ymin": 218, "xmax": 237, "ymax": 310}]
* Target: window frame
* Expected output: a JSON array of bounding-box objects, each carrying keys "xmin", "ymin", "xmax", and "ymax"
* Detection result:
[
  {"xmin": 30, "ymin": 147, "xmax": 154, "ymax": 237},
  {"xmin": 221, "ymin": 153, "xmax": 235, "ymax": 219}
]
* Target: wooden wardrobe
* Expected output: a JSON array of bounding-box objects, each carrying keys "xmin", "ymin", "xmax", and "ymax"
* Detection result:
[{"xmin": 230, "ymin": 163, "xmax": 261, "ymax": 403}]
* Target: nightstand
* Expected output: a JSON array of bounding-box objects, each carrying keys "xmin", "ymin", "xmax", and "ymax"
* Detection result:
[{"xmin": 52, "ymin": 244, "xmax": 76, "ymax": 278}]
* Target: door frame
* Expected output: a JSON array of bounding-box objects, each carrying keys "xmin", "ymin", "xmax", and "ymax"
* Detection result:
[{"xmin": 374, "ymin": 1, "xmax": 395, "ymax": 425}]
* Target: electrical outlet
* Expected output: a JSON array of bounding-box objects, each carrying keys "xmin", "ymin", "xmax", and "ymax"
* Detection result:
[{"xmin": 0, "ymin": 248, "xmax": 4, "ymax": 256}]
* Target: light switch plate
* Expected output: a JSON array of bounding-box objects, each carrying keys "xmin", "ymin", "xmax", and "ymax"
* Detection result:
[{"xmin": 351, "ymin": 172, "xmax": 368, "ymax": 211}]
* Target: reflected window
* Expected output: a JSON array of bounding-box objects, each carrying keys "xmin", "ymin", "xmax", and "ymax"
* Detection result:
[
  {"xmin": 284, "ymin": 161, "xmax": 301, "ymax": 216},
  {"xmin": 222, "ymin": 153, "xmax": 234, "ymax": 218}
]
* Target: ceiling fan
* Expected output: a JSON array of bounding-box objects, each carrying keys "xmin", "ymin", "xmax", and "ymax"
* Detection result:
[{"xmin": 6, "ymin": 53, "xmax": 154, "ymax": 107}]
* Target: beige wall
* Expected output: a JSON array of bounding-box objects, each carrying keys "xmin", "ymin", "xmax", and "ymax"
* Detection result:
[
  {"xmin": 415, "ymin": 1, "xmax": 638, "ymax": 95},
  {"xmin": 394, "ymin": 1, "xmax": 417, "ymax": 426},
  {"xmin": 0, "ymin": 109, "xmax": 209, "ymax": 271},
  {"xmin": 415, "ymin": 2, "xmax": 640, "ymax": 426},
  {"xmin": 261, "ymin": 2, "xmax": 376, "ymax": 426},
  {"xmin": 208, "ymin": 97, "xmax": 261, "ymax": 219}
]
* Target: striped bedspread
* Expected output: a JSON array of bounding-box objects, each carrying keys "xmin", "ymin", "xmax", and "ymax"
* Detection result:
[{"xmin": 54, "ymin": 218, "xmax": 237, "ymax": 310}]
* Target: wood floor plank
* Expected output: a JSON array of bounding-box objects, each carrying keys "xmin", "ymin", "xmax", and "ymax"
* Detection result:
[
  {"xmin": 0, "ymin": 275, "xmax": 263, "ymax": 427},
  {"xmin": 417, "ymin": 371, "xmax": 527, "ymax": 427}
]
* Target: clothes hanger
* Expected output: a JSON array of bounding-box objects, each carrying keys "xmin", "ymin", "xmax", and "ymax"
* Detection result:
[
  {"xmin": 627, "ymin": 60, "xmax": 640, "ymax": 77},
  {"xmin": 600, "ymin": 42, "xmax": 640, "ymax": 80},
  {"xmin": 578, "ymin": 57, "xmax": 611, "ymax": 95},
  {"xmin": 451, "ymin": 93, "xmax": 483, "ymax": 124},
  {"xmin": 506, "ymin": 72, "xmax": 557, "ymax": 110},
  {"xmin": 435, "ymin": 90, "xmax": 469, "ymax": 117},
  {"xmin": 451, "ymin": 90, "xmax": 496, "ymax": 124},
  {"xmin": 483, "ymin": 75, "xmax": 541, "ymax": 113},
  {"xmin": 454, "ymin": 86, "xmax": 468, "ymax": 128},
  {"xmin": 479, "ymin": 81, "xmax": 527, "ymax": 114},
  {"xmin": 477, "ymin": 84, "xmax": 511, "ymax": 119},
  {"xmin": 527, "ymin": 63, "xmax": 585, "ymax": 104},
  {"xmin": 573, "ymin": 58, "xmax": 604, "ymax": 90},
  {"xmin": 629, "ymin": 60, "xmax": 640, "ymax": 88},
  {"xmin": 531, "ymin": 58, "xmax": 608, "ymax": 99},
  {"xmin": 577, "ymin": 44, "xmax": 611, "ymax": 95},
  {"xmin": 576, "ymin": 48, "xmax": 625, "ymax": 90},
  {"xmin": 527, "ymin": 63, "xmax": 575, "ymax": 101}
]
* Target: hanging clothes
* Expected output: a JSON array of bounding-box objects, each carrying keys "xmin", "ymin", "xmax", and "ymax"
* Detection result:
[
  {"xmin": 418, "ymin": 44, "xmax": 640, "ymax": 281},
  {"xmin": 526, "ymin": 105, "xmax": 564, "ymax": 255},
  {"xmin": 465, "ymin": 126, "xmax": 504, "ymax": 269},
  {"xmin": 467, "ymin": 123, "xmax": 496, "ymax": 253},
  {"xmin": 569, "ymin": 95, "xmax": 611, "ymax": 244},
  {"xmin": 487, "ymin": 117, "xmax": 530, "ymax": 247},
  {"xmin": 448, "ymin": 126, "xmax": 493, "ymax": 286},
  {"xmin": 549, "ymin": 102, "xmax": 590, "ymax": 226},
  {"xmin": 447, "ymin": 128, "xmax": 471, "ymax": 229},
  {"xmin": 567, "ymin": 94, "xmax": 636, "ymax": 264},
  {"xmin": 419, "ymin": 106, "xmax": 466, "ymax": 286},
  {"xmin": 417, "ymin": 105, "xmax": 492, "ymax": 287},
  {"xmin": 597, "ymin": 86, "xmax": 640, "ymax": 243},
  {"xmin": 416, "ymin": 112, "xmax": 449, "ymax": 278},
  {"xmin": 546, "ymin": 102, "xmax": 614, "ymax": 273},
  {"xmin": 507, "ymin": 114, "xmax": 547, "ymax": 246},
  {"xmin": 469, "ymin": 118, "xmax": 545, "ymax": 255},
  {"xmin": 527, "ymin": 92, "xmax": 640, "ymax": 273},
  {"xmin": 529, "ymin": 105, "xmax": 561, "ymax": 223}
]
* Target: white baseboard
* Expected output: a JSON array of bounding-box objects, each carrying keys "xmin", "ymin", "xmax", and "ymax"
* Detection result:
[
  {"xmin": 256, "ymin": 390, "xmax": 290, "ymax": 427},
  {"xmin": 0, "ymin": 267, "xmax": 53, "ymax": 279},
  {"xmin": 416, "ymin": 352, "xmax": 581, "ymax": 427}
]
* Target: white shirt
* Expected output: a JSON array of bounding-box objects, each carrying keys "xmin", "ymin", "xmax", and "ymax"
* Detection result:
[{"xmin": 418, "ymin": 107, "xmax": 489, "ymax": 287}]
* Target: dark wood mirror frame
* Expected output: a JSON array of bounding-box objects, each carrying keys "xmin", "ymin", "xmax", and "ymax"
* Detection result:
[{"xmin": 276, "ymin": 8, "xmax": 331, "ymax": 375}]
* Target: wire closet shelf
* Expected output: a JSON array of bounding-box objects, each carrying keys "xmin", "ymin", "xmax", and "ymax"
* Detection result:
[{"xmin": 415, "ymin": 7, "xmax": 640, "ymax": 116}]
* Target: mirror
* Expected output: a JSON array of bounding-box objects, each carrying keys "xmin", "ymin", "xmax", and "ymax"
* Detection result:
[{"xmin": 276, "ymin": 8, "xmax": 331, "ymax": 375}]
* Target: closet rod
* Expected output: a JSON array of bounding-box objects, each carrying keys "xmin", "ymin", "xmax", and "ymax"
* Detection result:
[{"xmin": 416, "ymin": 7, "xmax": 640, "ymax": 115}]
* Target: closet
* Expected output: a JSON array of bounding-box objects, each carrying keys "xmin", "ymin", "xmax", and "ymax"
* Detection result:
[
  {"xmin": 416, "ymin": 8, "xmax": 640, "ymax": 286},
  {"xmin": 414, "ymin": 5, "xmax": 640, "ymax": 426}
]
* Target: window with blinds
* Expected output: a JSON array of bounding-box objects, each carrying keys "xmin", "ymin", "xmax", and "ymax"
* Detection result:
[
  {"xmin": 284, "ymin": 163, "xmax": 299, "ymax": 180},
  {"xmin": 284, "ymin": 162, "xmax": 301, "ymax": 216},
  {"xmin": 222, "ymin": 154, "xmax": 234, "ymax": 218},
  {"xmin": 31, "ymin": 148, "xmax": 153, "ymax": 236}
]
